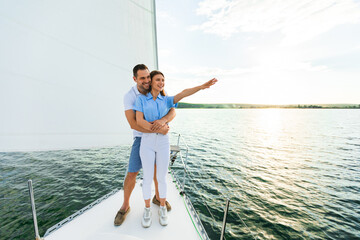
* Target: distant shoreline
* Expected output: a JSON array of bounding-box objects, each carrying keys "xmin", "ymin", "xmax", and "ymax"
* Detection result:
[{"xmin": 178, "ymin": 102, "xmax": 360, "ymax": 109}]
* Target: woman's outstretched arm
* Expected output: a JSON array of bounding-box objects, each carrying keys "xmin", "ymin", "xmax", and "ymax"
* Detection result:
[{"xmin": 173, "ymin": 78, "xmax": 217, "ymax": 104}]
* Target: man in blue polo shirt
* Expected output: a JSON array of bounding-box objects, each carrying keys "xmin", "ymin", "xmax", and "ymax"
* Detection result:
[{"xmin": 114, "ymin": 64, "xmax": 176, "ymax": 226}]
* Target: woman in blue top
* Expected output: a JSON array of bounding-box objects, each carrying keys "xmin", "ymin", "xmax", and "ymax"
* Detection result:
[{"xmin": 133, "ymin": 70, "xmax": 217, "ymax": 228}]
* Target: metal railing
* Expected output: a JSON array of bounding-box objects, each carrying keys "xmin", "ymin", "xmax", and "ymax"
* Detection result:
[
  {"xmin": 220, "ymin": 199, "xmax": 230, "ymax": 240},
  {"xmin": 170, "ymin": 133, "xmax": 211, "ymax": 240},
  {"xmin": 170, "ymin": 133, "xmax": 189, "ymax": 195},
  {"xmin": 28, "ymin": 180, "xmax": 43, "ymax": 240},
  {"xmin": 170, "ymin": 133, "xmax": 233, "ymax": 240}
]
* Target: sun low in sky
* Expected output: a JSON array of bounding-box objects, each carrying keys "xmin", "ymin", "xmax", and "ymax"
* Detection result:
[{"xmin": 156, "ymin": 0, "xmax": 360, "ymax": 105}]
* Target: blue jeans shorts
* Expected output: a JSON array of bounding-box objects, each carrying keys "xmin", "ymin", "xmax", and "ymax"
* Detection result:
[{"xmin": 128, "ymin": 137, "xmax": 142, "ymax": 173}]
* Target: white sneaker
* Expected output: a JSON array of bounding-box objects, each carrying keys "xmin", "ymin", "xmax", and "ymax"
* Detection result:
[
  {"xmin": 159, "ymin": 205, "xmax": 168, "ymax": 226},
  {"xmin": 142, "ymin": 207, "xmax": 152, "ymax": 228}
]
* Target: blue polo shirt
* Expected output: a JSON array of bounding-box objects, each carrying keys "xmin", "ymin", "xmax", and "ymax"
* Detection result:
[{"xmin": 133, "ymin": 92, "xmax": 177, "ymax": 122}]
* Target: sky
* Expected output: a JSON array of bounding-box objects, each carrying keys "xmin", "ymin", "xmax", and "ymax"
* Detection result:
[{"xmin": 155, "ymin": 0, "xmax": 360, "ymax": 105}]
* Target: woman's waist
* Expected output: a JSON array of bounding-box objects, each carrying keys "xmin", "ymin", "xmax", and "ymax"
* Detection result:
[{"xmin": 142, "ymin": 132, "xmax": 168, "ymax": 137}]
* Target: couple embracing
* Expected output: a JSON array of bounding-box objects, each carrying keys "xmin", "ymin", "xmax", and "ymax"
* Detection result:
[{"xmin": 114, "ymin": 64, "xmax": 217, "ymax": 228}]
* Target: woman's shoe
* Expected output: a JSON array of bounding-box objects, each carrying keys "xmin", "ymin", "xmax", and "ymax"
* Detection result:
[
  {"xmin": 142, "ymin": 207, "xmax": 152, "ymax": 228},
  {"xmin": 159, "ymin": 205, "xmax": 168, "ymax": 226}
]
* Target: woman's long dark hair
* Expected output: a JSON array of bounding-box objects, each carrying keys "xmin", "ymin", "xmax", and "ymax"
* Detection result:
[{"xmin": 150, "ymin": 70, "xmax": 166, "ymax": 96}]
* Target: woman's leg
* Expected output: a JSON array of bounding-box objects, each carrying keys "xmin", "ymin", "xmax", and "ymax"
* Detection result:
[
  {"xmin": 155, "ymin": 134, "xmax": 170, "ymax": 206},
  {"xmin": 140, "ymin": 135, "xmax": 156, "ymax": 207}
]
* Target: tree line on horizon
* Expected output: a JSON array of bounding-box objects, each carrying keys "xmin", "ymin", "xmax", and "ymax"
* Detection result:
[{"xmin": 177, "ymin": 103, "xmax": 360, "ymax": 109}]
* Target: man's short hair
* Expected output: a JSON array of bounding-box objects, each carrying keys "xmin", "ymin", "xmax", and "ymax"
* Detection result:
[{"xmin": 133, "ymin": 64, "xmax": 149, "ymax": 78}]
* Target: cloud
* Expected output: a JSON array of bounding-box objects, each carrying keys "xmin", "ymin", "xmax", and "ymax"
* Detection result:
[
  {"xmin": 160, "ymin": 61, "xmax": 328, "ymax": 79},
  {"xmin": 158, "ymin": 48, "xmax": 172, "ymax": 58},
  {"xmin": 191, "ymin": 0, "xmax": 360, "ymax": 45},
  {"xmin": 157, "ymin": 10, "xmax": 177, "ymax": 27}
]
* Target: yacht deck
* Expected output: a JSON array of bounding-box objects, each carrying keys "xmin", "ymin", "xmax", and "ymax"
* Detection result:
[{"xmin": 43, "ymin": 172, "xmax": 207, "ymax": 240}]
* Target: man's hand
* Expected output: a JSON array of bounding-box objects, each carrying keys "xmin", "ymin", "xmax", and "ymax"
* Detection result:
[
  {"xmin": 151, "ymin": 119, "xmax": 167, "ymax": 131},
  {"xmin": 157, "ymin": 125, "xmax": 170, "ymax": 135}
]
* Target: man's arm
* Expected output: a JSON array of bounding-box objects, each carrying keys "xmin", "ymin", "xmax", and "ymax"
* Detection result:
[
  {"xmin": 136, "ymin": 111, "xmax": 153, "ymax": 131},
  {"xmin": 151, "ymin": 107, "xmax": 176, "ymax": 131},
  {"xmin": 125, "ymin": 110, "xmax": 169, "ymax": 134},
  {"xmin": 125, "ymin": 110, "xmax": 152, "ymax": 133}
]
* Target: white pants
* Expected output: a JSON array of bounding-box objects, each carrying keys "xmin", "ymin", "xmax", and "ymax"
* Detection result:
[{"xmin": 140, "ymin": 133, "xmax": 170, "ymax": 200}]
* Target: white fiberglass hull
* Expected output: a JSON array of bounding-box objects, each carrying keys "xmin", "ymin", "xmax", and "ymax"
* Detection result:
[{"xmin": 44, "ymin": 172, "xmax": 207, "ymax": 240}]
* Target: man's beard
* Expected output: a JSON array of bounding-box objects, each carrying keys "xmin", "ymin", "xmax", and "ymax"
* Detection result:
[{"xmin": 138, "ymin": 83, "xmax": 149, "ymax": 93}]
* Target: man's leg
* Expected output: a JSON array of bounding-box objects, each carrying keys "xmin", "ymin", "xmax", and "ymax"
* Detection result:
[
  {"xmin": 121, "ymin": 171, "xmax": 138, "ymax": 211},
  {"xmin": 114, "ymin": 137, "xmax": 142, "ymax": 226}
]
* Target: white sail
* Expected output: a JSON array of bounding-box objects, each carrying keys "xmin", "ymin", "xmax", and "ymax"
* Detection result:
[{"xmin": 0, "ymin": 0, "xmax": 158, "ymax": 151}]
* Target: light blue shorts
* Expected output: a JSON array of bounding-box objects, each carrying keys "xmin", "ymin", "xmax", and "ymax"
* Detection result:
[{"xmin": 128, "ymin": 137, "xmax": 142, "ymax": 173}]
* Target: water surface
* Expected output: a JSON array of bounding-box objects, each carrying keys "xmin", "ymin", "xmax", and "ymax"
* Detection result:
[{"xmin": 1, "ymin": 109, "xmax": 360, "ymax": 239}]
